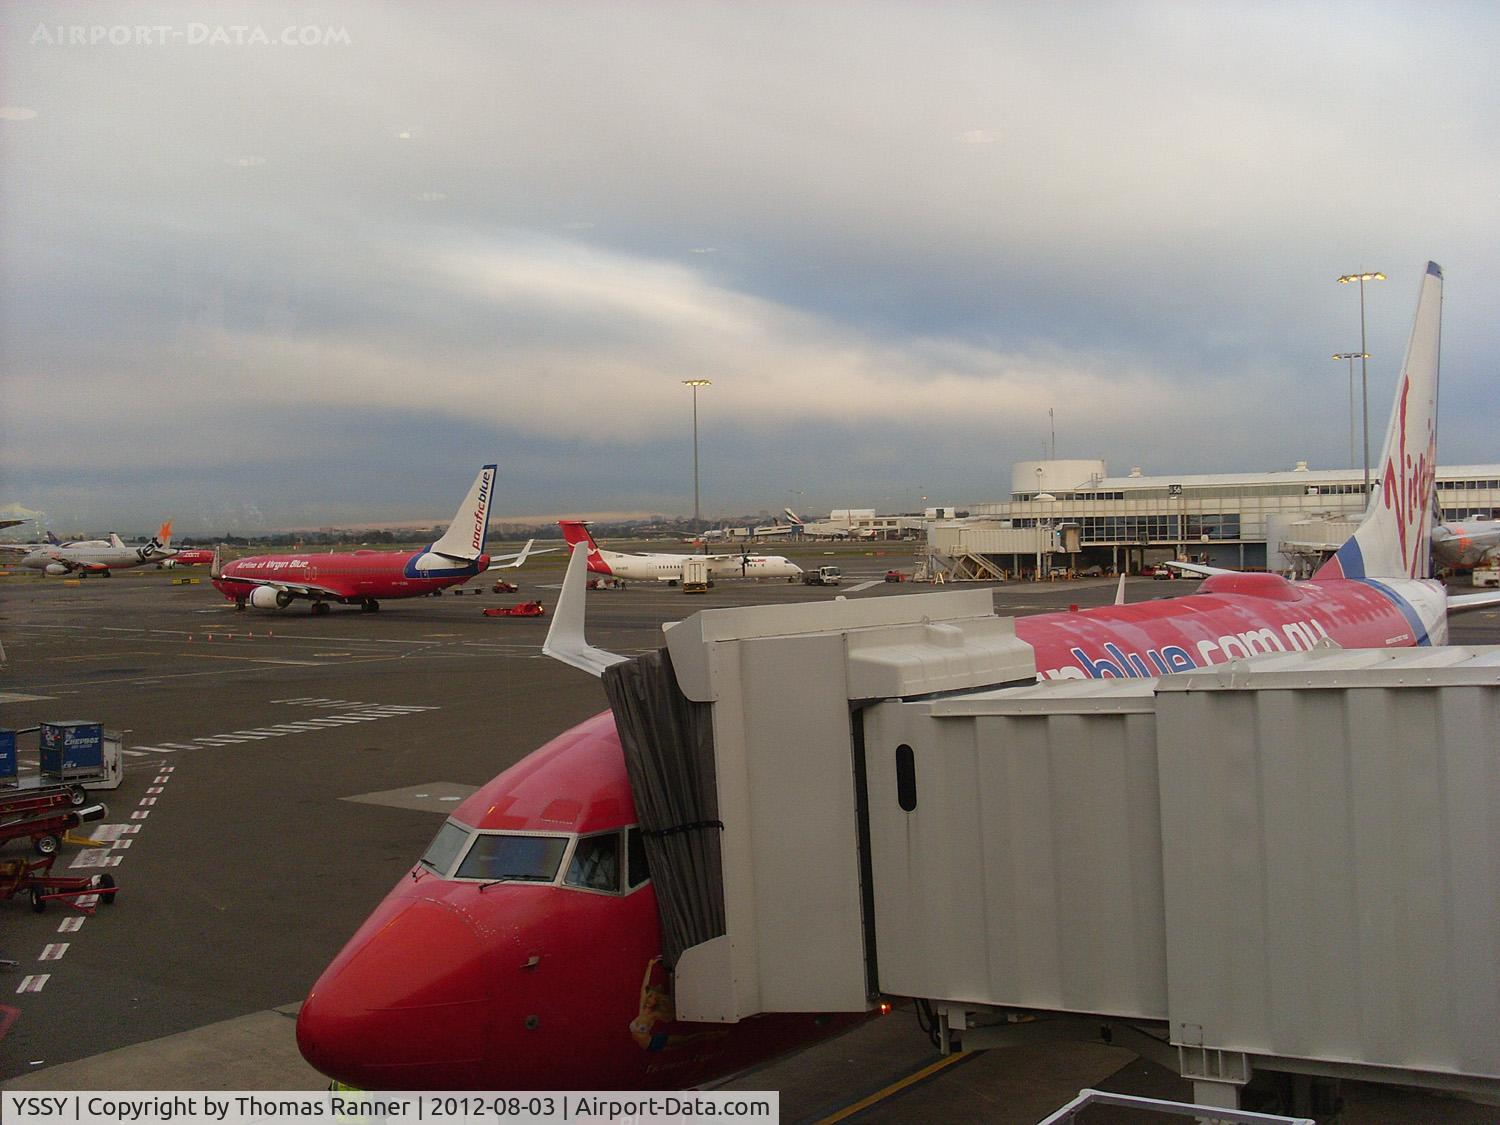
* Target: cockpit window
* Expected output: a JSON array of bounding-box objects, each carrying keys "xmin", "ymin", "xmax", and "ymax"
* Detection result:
[
  {"xmin": 627, "ymin": 826, "xmax": 651, "ymax": 888},
  {"xmin": 565, "ymin": 831, "xmax": 621, "ymax": 893},
  {"xmin": 455, "ymin": 833, "xmax": 568, "ymax": 882},
  {"xmin": 419, "ymin": 820, "xmax": 471, "ymax": 876}
]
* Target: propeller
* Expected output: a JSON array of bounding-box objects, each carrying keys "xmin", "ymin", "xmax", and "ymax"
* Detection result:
[{"xmin": 741, "ymin": 549, "xmax": 751, "ymax": 577}]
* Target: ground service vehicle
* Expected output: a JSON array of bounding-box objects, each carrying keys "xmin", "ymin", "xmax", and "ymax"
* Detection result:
[{"xmin": 804, "ymin": 565, "xmax": 842, "ymax": 586}]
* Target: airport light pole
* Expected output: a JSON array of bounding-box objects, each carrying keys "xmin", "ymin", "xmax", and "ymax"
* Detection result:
[
  {"xmin": 1336, "ymin": 271, "xmax": 1385, "ymax": 496},
  {"xmin": 1332, "ymin": 352, "xmax": 1370, "ymax": 472},
  {"xmin": 682, "ymin": 379, "xmax": 711, "ymax": 525}
]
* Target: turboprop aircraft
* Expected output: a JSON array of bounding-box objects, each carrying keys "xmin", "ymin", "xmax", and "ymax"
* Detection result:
[
  {"xmin": 559, "ymin": 521, "xmax": 801, "ymax": 584},
  {"xmin": 296, "ymin": 263, "xmax": 1500, "ymax": 1091},
  {"xmin": 212, "ymin": 466, "xmax": 545, "ymax": 614},
  {"xmin": 19, "ymin": 523, "xmax": 176, "ymax": 575}
]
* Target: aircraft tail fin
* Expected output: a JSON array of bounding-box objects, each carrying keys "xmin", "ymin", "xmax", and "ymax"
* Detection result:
[
  {"xmin": 783, "ymin": 507, "xmax": 804, "ymax": 527},
  {"xmin": 559, "ymin": 519, "xmax": 609, "ymax": 573},
  {"xmin": 210, "ymin": 545, "xmax": 224, "ymax": 580},
  {"xmin": 157, "ymin": 521, "xmax": 173, "ymax": 550},
  {"xmin": 45, "ymin": 531, "xmax": 61, "ymax": 546},
  {"xmin": 430, "ymin": 465, "xmax": 497, "ymax": 561},
  {"xmin": 1315, "ymin": 262, "xmax": 1442, "ymax": 582},
  {"xmin": 109, "ymin": 533, "xmax": 126, "ymax": 549}
]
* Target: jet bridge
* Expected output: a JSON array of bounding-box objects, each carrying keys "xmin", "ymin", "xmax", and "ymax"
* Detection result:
[{"xmin": 618, "ymin": 590, "xmax": 1500, "ymax": 1107}]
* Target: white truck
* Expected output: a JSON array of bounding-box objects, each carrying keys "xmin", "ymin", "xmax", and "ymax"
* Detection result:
[{"xmin": 803, "ymin": 564, "xmax": 842, "ymax": 587}]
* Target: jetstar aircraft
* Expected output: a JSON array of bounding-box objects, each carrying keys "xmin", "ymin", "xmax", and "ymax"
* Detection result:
[
  {"xmin": 212, "ymin": 466, "xmax": 544, "ymax": 615},
  {"xmin": 296, "ymin": 262, "xmax": 1500, "ymax": 1091},
  {"xmin": 559, "ymin": 520, "xmax": 801, "ymax": 584},
  {"xmin": 19, "ymin": 522, "xmax": 176, "ymax": 576}
]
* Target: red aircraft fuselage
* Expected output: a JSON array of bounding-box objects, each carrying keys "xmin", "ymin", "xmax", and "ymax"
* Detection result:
[
  {"xmin": 296, "ymin": 712, "xmax": 866, "ymax": 1090},
  {"xmin": 213, "ymin": 547, "xmax": 490, "ymax": 609}
]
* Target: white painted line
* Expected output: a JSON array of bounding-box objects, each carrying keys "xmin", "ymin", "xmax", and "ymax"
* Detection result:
[
  {"xmin": 195, "ymin": 736, "xmax": 247, "ymax": 744},
  {"xmin": 57, "ymin": 917, "xmax": 84, "ymax": 934},
  {"xmin": 39, "ymin": 944, "xmax": 68, "ymax": 962},
  {"xmin": 90, "ymin": 824, "xmax": 130, "ymax": 841},
  {"xmin": 131, "ymin": 746, "xmax": 178, "ymax": 754},
  {"xmin": 160, "ymin": 767, "xmax": 174, "ymax": 773},
  {"xmin": 246, "ymin": 728, "xmax": 289, "ymax": 736},
  {"xmin": 121, "ymin": 824, "xmax": 140, "ymax": 834},
  {"xmin": 140, "ymin": 797, "xmax": 157, "ymax": 806},
  {"xmin": 154, "ymin": 776, "xmax": 169, "ymax": 783},
  {"xmin": 71, "ymin": 849, "xmax": 116, "ymax": 869},
  {"xmin": 16, "ymin": 974, "xmax": 50, "ymax": 993},
  {"xmin": 130, "ymin": 810, "xmax": 149, "ymax": 820},
  {"xmin": 112, "ymin": 838, "xmax": 132, "ymax": 850},
  {"xmin": 228, "ymin": 731, "xmax": 271, "ymax": 739},
  {"xmin": 157, "ymin": 743, "xmax": 198, "ymax": 750},
  {"xmin": 147, "ymin": 787, "xmax": 164, "ymax": 795},
  {"xmin": 843, "ymin": 580, "xmax": 882, "ymax": 593},
  {"xmin": 121, "ymin": 749, "xmax": 149, "ymax": 758},
  {"xmin": 271, "ymin": 696, "xmax": 321, "ymax": 703}
]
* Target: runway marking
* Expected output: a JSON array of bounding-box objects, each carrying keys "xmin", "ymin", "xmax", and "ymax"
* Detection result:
[
  {"xmin": 148, "ymin": 786, "xmax": 163, "ymax": 794},
  {"xmin": 57, "ymin": 918, "xmax": 84, "ymax": 934},
  {"xmin": 140, "ymin": 797, "xmax": 157, "ymax": 806},
  {"xmin": 130, "ymin": 810, "xmax": 149, "ymax": 820},
  {"xmin": 843, "ymin": 580, "xmax": 882, "ymax": 593},
  {"xmin": 0, "ymin": 692, "xmax": 51, "ymax": 703},
  {"xmin": 121, "ymin": 749, "xmax": 150, "ymax": 758},
  {"xmin": 39, "ymin": 944, "xmax": 68, "ymax": 962},
  {"xmin": 71, "ymin": 849, "xmax": 123, "ymax": 869},
  {"xmin": 15, "ymin": 975, "xmax": 50, "ymax": 994}
]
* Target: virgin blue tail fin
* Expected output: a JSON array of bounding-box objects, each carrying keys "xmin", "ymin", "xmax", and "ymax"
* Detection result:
[{"xmin": 1315, "ymin": 262, "xmax": 1442, "ymax": 581}]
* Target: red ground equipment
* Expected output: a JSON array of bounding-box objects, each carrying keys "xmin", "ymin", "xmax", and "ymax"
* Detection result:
[
  {"xmin": 491, "ymin": 579, "xmax": 519, "ymax": 593},
  {"xmin": 482, "ymin": 601, "xmax": 546, "ymax": 618},
  {"xmin": 0, "ymin": 789, "xmax": 108, "ymax": 856},
  {"xmin": 0, "ymin": 855, "xmax": 117, "ymax": 914}
]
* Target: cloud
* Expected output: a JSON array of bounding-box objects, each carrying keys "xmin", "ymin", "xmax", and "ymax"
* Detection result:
[{"xmin": 1, "ymin": 1, "xmax": 1497, "ymax": 530}]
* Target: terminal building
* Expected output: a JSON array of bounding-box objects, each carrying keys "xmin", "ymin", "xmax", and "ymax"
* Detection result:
[{"xmin": 927, "ymin": 458, "xmax": 1500, "ymax": 580}]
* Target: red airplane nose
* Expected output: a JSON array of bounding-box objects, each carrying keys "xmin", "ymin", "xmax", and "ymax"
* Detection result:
[{"xmin": 297, "ymin": 897, "xmax": 496, "ymax": 1088}]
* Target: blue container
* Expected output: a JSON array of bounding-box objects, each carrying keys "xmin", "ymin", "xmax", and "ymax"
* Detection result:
[
  {"xmin": 40, "ymin": 720, "xmax": 104, "ymax": 775},
  {"xmin": 0, "ymin": 729, "xmax": 15, "ymax": 781}
]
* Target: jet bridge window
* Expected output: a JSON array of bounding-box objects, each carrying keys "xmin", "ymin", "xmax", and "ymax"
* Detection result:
[
  {"xmin": 455, "ymin": 833, "xmax": 568, "ymax": 882},
  {"xmin": 565, "ymin": 831, "xmax": 621, "ymax": 893}
]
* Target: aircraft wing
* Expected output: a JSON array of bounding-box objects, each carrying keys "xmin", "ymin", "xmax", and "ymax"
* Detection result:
[
  {"xmin": 1161, "ymin": 560, "xmax": 1233, "ymax": 578},
  {"xmin": 484, "ymin": 539, "xmax": 557, "ymax": 571},
  {"xmin": 1447, "ymin": 590, "xmax": 1500, "ymax": 613}
]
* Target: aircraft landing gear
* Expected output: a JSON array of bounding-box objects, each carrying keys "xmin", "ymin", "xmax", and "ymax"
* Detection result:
[
  {"xmin": 101, "ymin": 570, "xmax": 112, "ymax": 577},
  {"xmin": 234, "ymin": 598, "xmax": 247, "ymax": 611},
  {"xmin": 361, "ymin": 599, "xmax": 379, "ymax": 612},
  {"xmin": 312, "ymin": 601, "xmax": 331, "ymax": 616}
]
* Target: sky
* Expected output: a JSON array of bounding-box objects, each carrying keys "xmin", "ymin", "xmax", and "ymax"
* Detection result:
[{"xmin": 2, "ymin": 2, "xmax": 1498, "ymax": 535}]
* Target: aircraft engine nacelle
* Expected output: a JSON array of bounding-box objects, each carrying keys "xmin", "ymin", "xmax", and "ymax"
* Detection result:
[
  {"xmin": 158, "ymin": 558, "xmax": 177, "ymax": 569},
  {"xmin": 44, "ymin": 563, "xmax": 70, "ymax": 576},
  {"xmin": 249, "ymin": 586, "xmax": 293, "ymax": 609}
]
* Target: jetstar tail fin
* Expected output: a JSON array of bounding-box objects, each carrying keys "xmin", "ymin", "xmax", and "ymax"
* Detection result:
[{"xmin": 1315, "ymin": 262, "xmax": 1442, "ymax": 581}]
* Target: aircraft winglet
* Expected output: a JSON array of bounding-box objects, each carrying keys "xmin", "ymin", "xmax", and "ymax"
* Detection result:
[{"xmin": 542, "ymin": 543, "xmax": 627, "ymax": 678}]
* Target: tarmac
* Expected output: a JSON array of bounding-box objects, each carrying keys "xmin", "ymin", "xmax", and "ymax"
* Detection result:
[{"xmin": 2, "ymin": 546, "xmax": 1497, "ymax": 1122}]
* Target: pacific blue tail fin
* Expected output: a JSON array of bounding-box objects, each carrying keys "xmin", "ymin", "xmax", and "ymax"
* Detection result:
[
  {"xmin": 430, "ymin": 465, "xmax": 497, "ymax": 561},
  {"xmin": 1315, "ymin": 262, "xmax": 1442, "ymax": 581}
]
